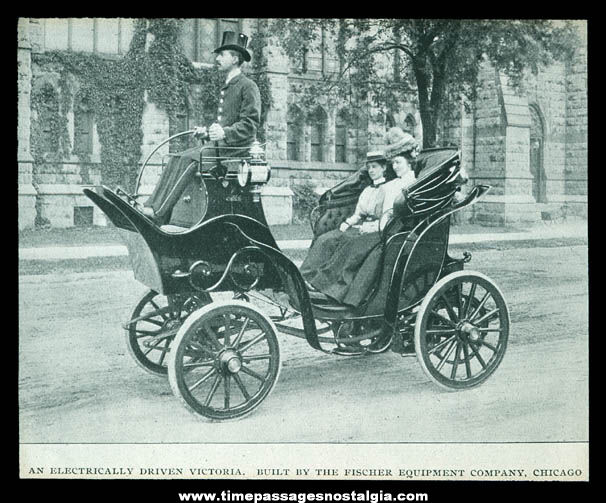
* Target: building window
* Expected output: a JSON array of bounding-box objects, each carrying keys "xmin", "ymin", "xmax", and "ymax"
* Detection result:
[
  {"xmin": 286, "ymin": 105, "xmax": 304, "ymax": 161},
  {"xmin": 293, "ymin": 26, "xmax": 338, "ymax": 75},
  {"xmin": 36, "ymin": 84, "xmax": 60, "ymax": 155},
  {"xmin": 529, "ymin": 104, "xmax": 547, "ymax": 203},
  {"xmin": 180, "ymin": 19, "xmax": 243, "ymax": 65},
  {"xmin": 335, "ymin": 110, "xmax": 348, "ymax": 163},
  {"xmin": 310, "ymin": 123, "xmax": 323, "ymax": 161},
  {"xmin": 42, "ymin": 18, "xmax": 134, "ymax": 54},
  {"xmin": 74, "ymin": 94, "xmax": 94, "ymax": 155},
  {"xmin": 308, "ymin": 107, "xmax": 327, "ymax": 162}
]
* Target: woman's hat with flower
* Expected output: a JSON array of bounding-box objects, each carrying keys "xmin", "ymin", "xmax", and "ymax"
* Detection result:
[{"xmin": 384, "ymin": 127, "xmax": 419, "ymax": 159}]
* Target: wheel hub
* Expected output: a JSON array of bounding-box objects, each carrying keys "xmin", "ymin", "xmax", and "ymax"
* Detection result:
[
  {"xmin": 219, "ymin": 349, "xmax": 242, "ymax": 374},
  {"xmin": 164, "ymin": 318, "xmax": 181, "ymax": 330},
  {"xmin": 458, "ymin": 321, "xmax": 480, "ymax": 342}
]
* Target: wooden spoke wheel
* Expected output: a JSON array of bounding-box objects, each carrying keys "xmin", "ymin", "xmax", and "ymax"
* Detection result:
[
  {"xmin": 414, "ymin": 271, "xmax": 509, "ymax": 390},
  {"xmin": 168, "ymin": 301, "xmax": 281, "ymax": 420},
  {"xmin": 126, "ymin": 290, "xmax": 211, "ymax": 377}
]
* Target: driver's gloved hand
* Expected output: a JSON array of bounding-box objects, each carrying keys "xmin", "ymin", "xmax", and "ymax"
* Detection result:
[{"xmin": 193, "ymin": 126, "xmax": 209, "ymax": 140}]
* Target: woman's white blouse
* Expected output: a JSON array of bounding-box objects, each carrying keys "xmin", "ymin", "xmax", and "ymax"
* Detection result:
[
  {"xmin": 344, "ymin": 178, "xmax": 387, "ymax": 227},
  {"xmin": 382, "ymin": 171, "xmax": 416, "ymax": 215}
]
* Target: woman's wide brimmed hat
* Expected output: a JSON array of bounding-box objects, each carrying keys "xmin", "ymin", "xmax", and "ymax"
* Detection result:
[
  {"xmin": 214, "ymin": 31, "xmax": 252, "ymax": 62},
  {"xmin": 365, "ymin": 151, "xmax": 386, "ymax": 164},
  {"xmin": 384, "ymin": 127, "xmax": 419, "ymax": 159}
]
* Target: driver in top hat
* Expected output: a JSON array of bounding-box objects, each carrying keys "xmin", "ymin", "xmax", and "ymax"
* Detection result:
[
  {"xmin": 205, "ymin": 31, "xmax": 262, "ymax": 151},
  {"xmin": 142, "ymin": 31, "xmax": 261, "ymax": 223}
]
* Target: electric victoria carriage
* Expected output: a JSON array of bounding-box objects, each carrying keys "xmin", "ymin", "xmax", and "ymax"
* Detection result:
[{"xmin": 84, "ymin": 129, "xmax": 510, "ymax": 421}]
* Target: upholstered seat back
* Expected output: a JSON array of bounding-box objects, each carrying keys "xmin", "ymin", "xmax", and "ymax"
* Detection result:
[
  {"xmin": 311, "ymin": 167, "xmax": 372, "ymax": 238},
  {"xmin": 311, "ymin": 196, "xmax": 358, "ymax": 237}
]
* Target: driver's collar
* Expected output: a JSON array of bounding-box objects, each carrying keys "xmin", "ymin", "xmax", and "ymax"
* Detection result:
[{"xmin": 225, "ymin": 68, "xmax": 242, "ymax": 85}]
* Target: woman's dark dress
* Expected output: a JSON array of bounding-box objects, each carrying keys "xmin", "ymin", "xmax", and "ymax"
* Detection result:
[
  {"xmin": 300, "ymin": 228, "xmax": 383, "ymax": 307},
  {"xmin": 300, "ymin": 181, "xmax": 388, "ymax": 307}
]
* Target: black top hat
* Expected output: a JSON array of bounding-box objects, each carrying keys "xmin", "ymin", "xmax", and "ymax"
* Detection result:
[{"xmin": 214, "ymin": 31, "xmax": 251, "ymax": 62}]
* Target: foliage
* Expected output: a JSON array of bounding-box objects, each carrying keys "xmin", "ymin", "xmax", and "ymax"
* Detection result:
[
  {"xmin": 248, "ymin": 27, "xmax": 274, "ymax": 141},
  {"xmin": 30, "ymin": 19, "xmax": 273, "ymax": 190},
  {"xmin": 271, "ymin": 19, "xmax": 580, "ymax": 148},
  {"xmin": 291, "ymin": 180, "xmax": 319, "ymax": 223},
  {"xmin": 32, "ymin": 25, "xmax": 147, "ymax": 188}
]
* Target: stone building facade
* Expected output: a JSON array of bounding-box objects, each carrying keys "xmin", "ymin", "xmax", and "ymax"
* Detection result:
[
  {"xmin": 17, "ymin": 18, "xmax": 587, "ymax": 229},
  {"xmin": 441, "ymin": 40, "xmax": 588, "ymax": 225}
]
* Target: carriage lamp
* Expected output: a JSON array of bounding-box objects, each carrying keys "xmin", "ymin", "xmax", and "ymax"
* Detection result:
[
  {"xmin": 238, "ymin": 160, "xmax": 271, "ymax": 187},
  {"xmin": 238, "ymin": 160, "xmax": 251, "ymax": 187}
]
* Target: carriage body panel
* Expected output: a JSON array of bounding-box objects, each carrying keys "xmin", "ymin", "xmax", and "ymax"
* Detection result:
[
  {"xmin": 84, "ymin": 134, "xmax": 508, "ymax": 419},
  {"xmin": 86, "ymin": 185, "xmax": 280, "ymax": 295}
]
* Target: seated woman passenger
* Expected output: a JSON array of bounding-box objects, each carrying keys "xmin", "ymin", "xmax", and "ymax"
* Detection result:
[
  {"xmin": 381, "ymin": 127, "xmax": 420, "ymax": 220},
  {"xmin": 300, "ymin": 129, "xmax": 420, "ymax": 308},
  {"xmin": 300, "ymin": 152, "xmax": 388, "ymax": 307}
]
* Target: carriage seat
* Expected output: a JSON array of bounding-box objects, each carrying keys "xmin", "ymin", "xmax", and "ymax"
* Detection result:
[
  {"xmin": 306, "ymin": 289, "xmax": 351, "ymax": 311},
  {"xmin": 313, "ymin": 205, "xmax": 354, "ymax": 236}
]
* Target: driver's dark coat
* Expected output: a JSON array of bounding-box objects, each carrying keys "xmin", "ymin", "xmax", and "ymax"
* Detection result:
[
  {"xmin": 144, "ymin": 72, "xmax": 261, "ymax": 225},
  {"xmin": 217, "ymin": 72, "xmax": 261, "ymax": 147}
]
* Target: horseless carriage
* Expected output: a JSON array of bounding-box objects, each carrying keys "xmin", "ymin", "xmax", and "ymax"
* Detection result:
[{"xmin": 84, "ymin": 129, "xmax": 510, "ymax": 421}]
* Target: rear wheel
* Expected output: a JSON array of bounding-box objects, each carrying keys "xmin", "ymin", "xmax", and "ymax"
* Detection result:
[
  {"xmin": 126, "ymin": 290, "xmax": 211, "ymax": 377},
  {"xmin": 168, "ymin": 301, "xmax": 281, "ymax": 420},
  {"xmin": 414, "ymin": 271, "xmax": 509, "ymax": 390}
]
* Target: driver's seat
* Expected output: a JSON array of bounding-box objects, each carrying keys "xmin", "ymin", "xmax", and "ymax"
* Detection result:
[{"xmin": 163, "ymin": 174, "xmax": 208, "ymax": 229}]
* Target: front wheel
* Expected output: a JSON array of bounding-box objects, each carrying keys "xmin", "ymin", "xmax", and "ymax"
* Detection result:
[
  {"xmin": 168, "ymin": 301, "xmax": 281, "ymax": 420},
  {"xmin": 414, "ymin": 271, "xmax": 509, "ymax": 390}
]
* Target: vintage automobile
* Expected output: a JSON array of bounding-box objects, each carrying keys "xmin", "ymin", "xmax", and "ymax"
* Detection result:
[{"xmin": 84, "ymin": 130, "xmax": 509, "ymax": 421}]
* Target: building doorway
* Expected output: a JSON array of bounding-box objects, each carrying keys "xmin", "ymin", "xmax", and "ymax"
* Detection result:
[{"xmin": 529, "ymin": 105, "xmax": 547, "ymax": 203}]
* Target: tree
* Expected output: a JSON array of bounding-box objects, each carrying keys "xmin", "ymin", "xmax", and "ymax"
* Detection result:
[{"xmin": 271, "ymin": 19, "xmax": 580, "ymax": 148}]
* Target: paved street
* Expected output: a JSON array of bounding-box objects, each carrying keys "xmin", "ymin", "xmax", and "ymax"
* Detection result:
[{"xmin": 18, "ymin": 240, "xmax": 588, "ymax": 443}]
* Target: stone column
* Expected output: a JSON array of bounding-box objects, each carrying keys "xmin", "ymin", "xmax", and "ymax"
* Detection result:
[
  {"xmin": 472, "ymin": 65, "xmax": 540, "ymax": 225},
  {"xmin": 564, "ymin": 25, "xmax": 588, "ymax": 217},
  {"xmin": 262, "ymin": 23, "xmax": 289, "ymax": 164},
  {"xmin": 17, "ymin": 18, "xmax": 37, "ymax": 230}
]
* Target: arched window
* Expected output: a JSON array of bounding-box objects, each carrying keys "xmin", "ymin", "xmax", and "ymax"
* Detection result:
[
  {"xmin": 529, "ymin": 105, "xmax": 547, "ymax": 203},
  {"xmin": 308, "ymin": 106, "xmax": 328, "ymax": 162},
  {"xmin": 335, "ymin": 109, "xmax": 349, "ymax": 163},
  {"xmin": 287, "ymin": 104, "xmax": 304, "ymax": 161},
  {"xmin": 36, "ymin": 84, "xmax": 60, "ymax": 155},
  {"xmin": 73, "ymin": 93, "xmax": 94, "ymax": 156},
  {"xmin": 404, "ymin": 113, "xmax": 417, "ymax": 136}
]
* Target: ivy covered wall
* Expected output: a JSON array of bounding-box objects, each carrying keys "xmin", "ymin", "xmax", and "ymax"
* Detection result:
[{"xmin": 29, "ymin": 19, "xmax": 272, "ymax": 191}]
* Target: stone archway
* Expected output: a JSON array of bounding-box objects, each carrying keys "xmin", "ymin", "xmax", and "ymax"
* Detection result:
[
  {"xmin": 404, "ymin": 113, "xmax": 416, "ymax": 135},
  {"xmin": 529, "ymin": 104, "xmax": 547, "ymax": 203}
]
